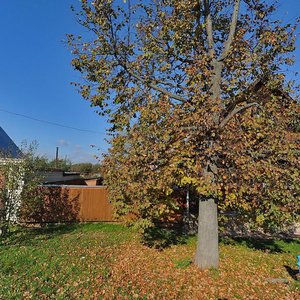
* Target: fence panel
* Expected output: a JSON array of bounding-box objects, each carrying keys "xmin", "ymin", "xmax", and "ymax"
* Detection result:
[
  {"xmin": 41, "ymin": 186, "xmax": 113, "ymax": 222},
  {"xmin": 77, "ymin": 187, "xmax": 112, "ymax": 221}
]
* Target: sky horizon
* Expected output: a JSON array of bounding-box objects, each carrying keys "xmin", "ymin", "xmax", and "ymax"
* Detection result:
[
  {"xmin": 0, "ymin": 0, "xmax": 109, "ymax": 164},
  {"xmin": 0, "ymin": 0, "xmax": 299, "ymax": 163}
]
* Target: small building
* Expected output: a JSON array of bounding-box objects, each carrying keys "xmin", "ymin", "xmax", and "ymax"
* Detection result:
[
  {"xmin": 42, "ymin": 170, "xmax": 103, "ymax": 186},
  {"xmin": 42, "ymin": 170, "xmax": 82, "ymax": 185}
]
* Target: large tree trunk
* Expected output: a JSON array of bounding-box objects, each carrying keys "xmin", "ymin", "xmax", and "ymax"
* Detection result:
[{"xmin": 194, "ymin": 197, "xmax": 219, "ymax": 269}]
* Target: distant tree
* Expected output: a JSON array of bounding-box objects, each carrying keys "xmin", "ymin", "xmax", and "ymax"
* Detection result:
[
  {"xmin": 71, "ymin": 163, "xmax": 93, "ymax": 174},
  {"xmin": 47, "ymin": 159, "xmax": 72, "ymax": 171},
  {"xmin": 69, "ymin": 0, "xmax": 300, "ymax": 269},
  {"xmin": 70, "ymin": 162, "xmax": 101, "ymax": 175},
  {"xmin": 91, "ymin": 163, "xmax": 101, "ymax": 174}
]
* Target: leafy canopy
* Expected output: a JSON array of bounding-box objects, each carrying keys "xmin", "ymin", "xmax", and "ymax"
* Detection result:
[{"xmin": 68, "ymin": 0, "xmax": 300, "ymax": 232}]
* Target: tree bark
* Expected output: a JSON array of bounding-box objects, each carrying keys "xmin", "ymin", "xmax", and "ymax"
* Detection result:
[
  {"xmin": 195, "ymin": 197, "xmax": 219, "ymax": 269},
  {"xmin": 194, "ymin": 0, "xmax": 240, "ymax": 271}
]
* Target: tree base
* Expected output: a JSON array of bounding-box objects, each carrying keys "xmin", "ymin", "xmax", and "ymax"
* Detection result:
[{"xmin": 194, "ymin": 198, "xmax": 219, "ymax": 270}]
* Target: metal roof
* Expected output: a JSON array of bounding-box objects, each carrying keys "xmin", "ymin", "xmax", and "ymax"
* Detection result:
[{"xmin": 0, "ymin": 126, "xmax": 22, "ymax": 158}]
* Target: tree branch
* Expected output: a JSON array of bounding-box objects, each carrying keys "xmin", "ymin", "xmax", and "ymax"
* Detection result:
[
  {"xmin": 152, "ymin": 78, "xmax": 189, "ymax": 91},
  {"xmin": 219, "ymin": 0, "xmax": 241, "ymax": 61},
  {"xmin": 107, "ymin": 29, "xmax": 188, "ymax": 103},
  {"xmin": 204, "ymin": 0, "xmax": 215, "ymax": 57},
  {"xmin": 219, "ymin": 102, "xmax": 258, "ymax": 129},
  {"xmin": 125, "ymin": 67, "xmax": 188, "ymax": 103}
]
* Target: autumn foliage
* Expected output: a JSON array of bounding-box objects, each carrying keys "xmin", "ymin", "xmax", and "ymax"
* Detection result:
[
  {"xmin": 69, "ymin": 0, "xmax": 300, "ymax": 268},
  {"xmin": 101, "ymin": 81, "xmax": 300, "ymax": 232}
]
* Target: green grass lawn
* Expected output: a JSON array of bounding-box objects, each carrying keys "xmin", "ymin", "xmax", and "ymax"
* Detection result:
[{"xmin": 0, "ymin": 223, "xmax": 299, "ymax": 299}]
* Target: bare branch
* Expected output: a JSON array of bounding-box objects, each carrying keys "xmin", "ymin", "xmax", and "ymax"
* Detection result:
[
  {"xmin": 204, "ymin": 0, "xmax": 215, "ymax": 57},
  {"xmin": 125, "ymin": 68, "xmax": 188, "ymax": 103},
  {"xmin": 219, "ymin": 102, "xmax": 258, "ymax": 129},
  {"xmin": 153, "ymin": 78, "xmax": 189, "ymax": 91},
  {"xmin": 219, "ymin": 0, "xmax": 241, "ymax": 61},
  {"xmin": 127, "ymin": 0, "xmax": 131, "ymax": 48}
]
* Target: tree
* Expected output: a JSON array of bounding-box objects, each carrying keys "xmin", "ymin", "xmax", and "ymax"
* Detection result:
[
  {"xmin": 0, "ymin": 142, "xmax": 47, "ymax": 236},
  {"xmin": 68, "ymin": 0, "xmax": 299, "ymax": 269},
  {"xmin": 101, "ymin": 99, "xmax": 185, "ymax": 231},
  {"xmin": 0, "ymin": 159, "xmax": 24, "ymax": 236}
]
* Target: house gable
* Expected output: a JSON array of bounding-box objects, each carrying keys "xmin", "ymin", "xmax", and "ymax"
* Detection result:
[{"xmin": 0, "ymin": 127, "xmax": 21, "ymax": 159}]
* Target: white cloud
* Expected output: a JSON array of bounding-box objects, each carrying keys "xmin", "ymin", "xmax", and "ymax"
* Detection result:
[
  {"xmin": 69, "ymin": 144, "xmax": 98, "ymax": 163},
  {"xmin": 57, "ymin": 139, "xmax": 70, "ymax": 147}
]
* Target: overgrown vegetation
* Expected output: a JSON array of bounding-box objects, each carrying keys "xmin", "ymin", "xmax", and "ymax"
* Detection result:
[
  {"xmin": 70, "ymin": 162, "xmax": 101, "ymax": 175},
  {"xmin": 0, "ymin": 142, "xmax": 47, "ymax": 236},
  {"xmin": 23, "ymin": 157, "xmax": 101, "ymax": 175},
  {"xmin": 0, "ymin": 223, "xmax": 299, "ymax": 299}
]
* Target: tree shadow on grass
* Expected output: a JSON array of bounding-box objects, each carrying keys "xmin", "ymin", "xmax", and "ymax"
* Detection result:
[
  {"xmin": 220, "ymin": 236, "xmax": 300, "ymax": 254},
  {"xmin": 0, "ymin": 223, "xmax": 80, "ymax": 247},
  {"xmin": 22, "ymin": 186, "xmax": 80, "ymax": 224},
  {"xmin": 142, "ymin": 224, "xmax": 189, "ymax": 249},
  {"xmin": 284, "ymin": 265, "xmax": 299, "ymax": 281},
  {"xmin": 0, "ymin": 186, "xmax": 82, "ymax": 246},
  {"xmin": 0, "ymin": 185, "xmax": 82, "ymax": 247}
]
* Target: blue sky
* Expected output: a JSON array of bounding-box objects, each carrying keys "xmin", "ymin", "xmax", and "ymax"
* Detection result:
[
  {"xmin": 0, "ymin": 0, "xmax": 108, "ymax": 163},
  {"xmin": 0, "ymin": 0, "xmax": 299, "ymax": 163}
]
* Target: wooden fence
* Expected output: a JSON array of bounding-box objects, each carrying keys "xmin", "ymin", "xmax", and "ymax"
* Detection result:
[
  {"xmin": 27, "ymin": 185, "xmax": 114, "ymax": 223},
  {"xmin": 69, "ymin": 186, "xmax": 113, "ymax": 222}
]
